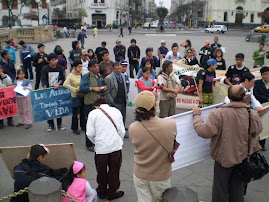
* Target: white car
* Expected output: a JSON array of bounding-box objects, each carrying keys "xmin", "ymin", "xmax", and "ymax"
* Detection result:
[{"xmin": 205, "ymin": 25, "xmax": 227, "ymax": 33}]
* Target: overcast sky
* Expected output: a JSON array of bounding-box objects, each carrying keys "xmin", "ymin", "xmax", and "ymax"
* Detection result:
[{"xmin": 155, "ymin": 0, "xmax": 171, "ymax": 10}]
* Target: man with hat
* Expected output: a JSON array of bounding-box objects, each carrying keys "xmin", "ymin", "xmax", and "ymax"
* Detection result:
[
  {"xmin": 81, "ymin": 49, "xmax": 90, "ymax": 74},
  {"xmin": 19, "ymin": 40, "xmax": 35, "ymax": 80},
  {"xmin": 113, "ymin": 39, "xmax": 126, "ymax": 62},
  {"xmin": 95, "ymin": 41, "xmax": 108, "ymax": 63},
  {"xmin": 129, "ymin": 91, "xmax": 177, "ymax": 202},
  {"xmin": 199, "ymin": 40, "xmax": 213, "ymax": 68},
  {"xmin": 157, "ymin": 40, "xmax": 168, "ymax": 60},
  {"xmin": 121, "ymin": 60, "xmax": 130, "ymax": 93},
  {"xmin": 3, "ymin": 40, "xmax": 16, "ymax": 64}
]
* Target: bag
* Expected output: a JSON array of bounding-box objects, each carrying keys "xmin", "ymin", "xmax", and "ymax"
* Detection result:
[
  {"xmin": 233, "ymin": 107, "xmax": 269, "ymax": 183},
  {"xmin": 160, "ymin": 73, "xmax": 178, "ymax": 99},
  {"xmin": 71, "ymin": 96, "xmax": 81, "ymax": 108}
]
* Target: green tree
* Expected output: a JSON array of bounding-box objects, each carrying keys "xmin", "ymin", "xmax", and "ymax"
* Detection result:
[
  {"xmin": 156, "ymin": 7, "xmax": 169, "ymax": 20},
  {"xmin": 53, "ymin": 7, "xmax": 66, "ymax": 25},
  {"xmin": 78, "ymin": 8, "xmax": 88, "ymax": 24},
  {"xmin": 23, "ymin": 11, "xmax": 38, "ymax": 21}
]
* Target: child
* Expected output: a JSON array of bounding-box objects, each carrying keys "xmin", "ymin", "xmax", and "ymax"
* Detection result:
[
  {"xmin": 121, "ymin": 60, "xmax": 130, "ymax": 93},
  {"xmin": 136, "ymin": 66, "xmax": 159, "ymax": 96},
  {"xmin": 62, "ymin": 161, "xmax": 97, "ymax": 202},
  {"xmin": 196, "ymin": 58, "xmax": 217, "ymax": 107},
  {"xmin": 12, "ymin": 144, "xmax": 68, "ymax": 202},
  {"xmin": 14, "ymin": 69, "xmax": 32, "ymax": 129},
  {"xmin": 136, "ymin": 59, "xmax": 156, "ymax": 79}
]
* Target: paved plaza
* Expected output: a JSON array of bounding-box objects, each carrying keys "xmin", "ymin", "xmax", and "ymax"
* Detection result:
[{"xmin": 0, "ymin": 29, "xmax": 269, "ymax": 202}]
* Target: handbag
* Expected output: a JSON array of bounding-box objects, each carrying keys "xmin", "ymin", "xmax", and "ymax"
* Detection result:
[
  {"xmin": 71, "ymin": 96, "xmax": 81, "ymax": 108},
  {"xmin": 233, "ymin": 107, "xmax": 269, "ymax": 183},
  {"xmin": 141, "ymin": 122, "xmax": 180, "ymax": 163}
]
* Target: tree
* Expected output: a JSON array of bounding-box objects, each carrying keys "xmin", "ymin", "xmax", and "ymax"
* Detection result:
[
  {"xmin": 156, "ymin": 7, "xmax": 169, "ymax": 20},
  {"xmin": 53, "ymin": 7, "xmax": 66, "ymax": 25},
  {"xmin": 78, "ymin": 8, "xmax": 88, "ymax": 24},
  {"xmin": 258, "ymin": 9, "xmax": 269, "ymax": 24},
  {"xmin": 23, "ymin": 11, "xmax": 38, "ymax": 21}
]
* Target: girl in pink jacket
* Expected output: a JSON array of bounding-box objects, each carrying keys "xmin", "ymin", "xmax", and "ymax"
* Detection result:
[{"xmin": 62, "ymin": 161, "xmax": 97, "ymax": 202}]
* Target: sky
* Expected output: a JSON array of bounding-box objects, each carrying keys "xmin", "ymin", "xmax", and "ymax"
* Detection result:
[{"xmin": 155, "ymin": 0, "xmax": 171, "ymax": 10}]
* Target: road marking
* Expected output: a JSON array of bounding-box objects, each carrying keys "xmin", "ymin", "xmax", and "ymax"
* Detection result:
[{"xmin": 145, "ymin": 34, "xmax": 177, "ymax": 36}]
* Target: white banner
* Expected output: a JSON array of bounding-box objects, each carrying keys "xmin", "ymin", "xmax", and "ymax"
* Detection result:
[{"xmin": 171, "ymin": 103, "xmax": 223, "ymax": 171}]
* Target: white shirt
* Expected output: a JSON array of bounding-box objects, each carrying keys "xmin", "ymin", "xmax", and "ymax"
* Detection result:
[
  {"xmin": 86, "ymin": 104, "xmax": 125, "ymax": 154},
  {"xmin": 82, "ymin": 59, "xmax": 90, "ymax": 74},
  {"xmin": 165, "ymin": 51, "xmax": 183, "ymax": 62},
  {"xmin": 224, "ymin": 84, "xmax": 262, "ymax": 110}
]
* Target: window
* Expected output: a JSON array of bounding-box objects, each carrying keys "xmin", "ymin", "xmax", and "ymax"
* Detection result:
[
  {"xmin": 2, "ymin": 0, "xmax": 18, "ymax": 9},
  {"xmin": 250, "ymin": 13, "xmax": 254, "ymax": 23},
  {"xmin": 94, "ymin": 0, "xmax": 97, "ymax": 3},
  {"xmin": 101, "ymin": 0, "xmax": 104, "ymax": 3},
  {"xmin": 224, "ymin": 11, "xmax": 227, "ymax": 22},
  {"xmin": 31, "ymin": 0, "xmax": 37, "ymax": 8},
  {"xmin": 42, "ymin": 0, "xmax": 47, "ymax": 8}
]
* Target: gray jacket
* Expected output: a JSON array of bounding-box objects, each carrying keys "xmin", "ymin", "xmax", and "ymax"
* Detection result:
[{"xmin": 105, "ymin": 72, "xmax": 128, "ymax": 104}]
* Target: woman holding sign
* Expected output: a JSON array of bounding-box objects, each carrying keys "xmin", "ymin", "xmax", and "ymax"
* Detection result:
[{"xmin": 63, "ymin": 59, "xmax": 85, "ymax": 135}]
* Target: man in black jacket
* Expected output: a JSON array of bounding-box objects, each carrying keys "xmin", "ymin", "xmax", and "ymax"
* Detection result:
[
  {"xmin": 68, "ymin": 40, "xmax": 82, "ymax": 68},
  {"xmin": 254, "ymin": 66, "xmax": 269, "ymax": 151},
  {"xmin": 33, "ymin": 44, "xmax": 49, "ymax": 90},
  {"xmin": 95, "ymin": 41, "xmax": 108, "ymax": 63},
  {"xmin": 113, "ymin": 39, "xmax": 126, "ymax": 62},
  {"xmin": 127, "ymin": 39, "xmax": 140, "ymax": 78},
  {"xmin": 11, "ymin": 144, "xmax": 67, "ymax": 202}
]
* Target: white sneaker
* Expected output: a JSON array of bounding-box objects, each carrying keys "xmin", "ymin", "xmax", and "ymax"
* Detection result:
[
  {"xmin": 47, "ymin": 127, "xmax": 53, "ymax": 132},
  {"xmin": 59, "ymin": 126, "xmax": 66, "ymax": 131}
]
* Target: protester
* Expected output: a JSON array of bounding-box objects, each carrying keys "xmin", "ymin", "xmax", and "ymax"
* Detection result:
[
  {"xmin": 165, "ymin": 43, "xmax": 183, "ymax": 62},
  {"xmin": 79, "ymin": 59, "xmax": 107, "ymax": 152},
  {"xmin": 136, "ymin": 66, "xmax": 158, "ymax": 94},
  {"xmin": 62, "ymin": 161, "xmax": 97, "ymax": 202},
  {"xmin": 0, "ymin": 42, "xmax": 3, "ymax": 60},
  {"xmin": 253, "ymin": 43, "xmax": 269, "ymax": 68},
  {"xmin": 41, "ymin": 53, "xmax": 66, "ymax": 132},
  {"xmin": 157, "ymin": 60, "xmax": 182, "ymax": 118},
  {"xmin": 69, "ymin": 40, "xmax": 82, "ymax": 68},
  {"xmin": 77, "ymin": 28, "xmax": 87, "ymax": 49},
  {"xmin": 93, "ymin": 26, "xmax": 98, "ymax": 38},
  {"xmin": 0, "ymin": 65, "xmax": 13, "ymax": 129},
  {"xmin": 157, "ymin": 40, "xmax": 169, "ymax": 60},
  {"xmin": 121, "ymin": 60, "xmax": 130, "ymax": 93},
  {"xmin": 81, "ymin": 49, "xmax": 90, "ymax": 74},
  {"xmin": 86, "ymin": 97, "xmax": 125, "ymax": 200},
  {"xmin": 196, "ymin": 58, "xmax": 217, "ymax": 107},
  {"xmin": 137, "ymin": 59, "xmax": 156, "ymax": 79},
  {"xmin": 225, "ymin": 53, "xmax": 250, "ymax": 86},
  {"xmin": 214, "ymin": 48, "xmax": 226, "ymax": 70},
  {"xmin": 55, "ymin": 46, "xmax": 68, "ymax": 77},
  {"xmin": 14, "ymin": 69, "xmax": 32, "ymax": 129},
  {"xmin": 95, "ymin": 41, "xmax": 108, "ymax": 63},
  {"xmin": 129, "ymin": 91, "xmax": 177, "ymax": 202},
  {"xmin": 11, "ymin": 144, "xmax": 68, "ymax": 202},
  {"xmin": 105, "ymin": 62, "xmax": 128, "ymax": 127},
  {"xmin": 3, "ymin": 40, "xmax": 16, "ymax": 64},
  {"xmin": 0, "ymin": 50, "xmax": 16, "ymax": 82},
  {"xmin": 199, "ymin": 40, "xmax": 213, "ymax": 68},
  {"xmin": 127, "ymin": 39, "xmax": 140, "ymax": 78},
  {"xmin": 211, "ymin": 36, "xmax": 222, "ymax": 53},
  {"xmin": 10, "ymin": 39, "xmax": 17, "ymax": 51},
  {"xmin": 193, "ymin": 85, "xmax": 262, "ymax": 202},
  {"xmin": 63, "ymin": 59, "xmax": 85, "ymax": 135},
  {"xmin": 33, "ymin": 43, "xmax": 49, "ymax": 90},
  {"xmin": 184, "ymin": 48, "xmax": 199, "ymax": 66},
  {"xmin": 119, "ymin": 25, "xmax": 123, "ymax": 37},
  {"xmin": 140, "ymin": 47, "xmax": 159, "ymax": 70},
  {"xmin": 113, "ymin": 39, "xmax": 126, "ymax": 62},
  {"xmin": 64, "ymin": 26, "xmax": 70, "ymax": 38},
  {"xmin": 87, "ymin": 49, "xmax": 96, "ymax": 60},
  {"xmin": 128, "ymin": 26, "xmax": 132, "ymax": 35},
  {"xmin": 19, "ymin": 41, "xmax": 35, "ymax": 80},
  {"xmin": 180, "ymin": 39, "xmax": 196, "ymax": 57},
  {"xmin": 99, "ymin": 50, "xmax": 114, "ymax": 78},
  {"xmin": 254, "ymin": 66, "xmax": 269, "ymax": 151}
]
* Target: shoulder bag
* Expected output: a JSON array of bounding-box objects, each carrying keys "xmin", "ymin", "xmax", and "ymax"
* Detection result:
[
  {"xmin": 99, "ymin": 108, "xmax": 118, "ymax": 133},
  {"xmin": 233, "ymin": 107, "xmax": 269, "ymax": 183}
]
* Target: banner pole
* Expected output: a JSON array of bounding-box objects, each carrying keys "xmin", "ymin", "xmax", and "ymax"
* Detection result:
[{"xmin": 54, "ymin": 119, "xmax": 58, "ymax": 131}]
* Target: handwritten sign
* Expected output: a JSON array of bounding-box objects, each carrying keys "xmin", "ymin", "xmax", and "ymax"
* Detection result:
[
  {"xmin": 0, "ymin": 86, "xmax": 17, "ymax": 119},
  {"xmin": 31, "ymin": 87, "xmax": 72, "ymax": 122}
]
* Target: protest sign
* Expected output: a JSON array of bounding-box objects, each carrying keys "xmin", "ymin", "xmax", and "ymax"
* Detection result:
[
  {"xmin": 171, "ymin": 103, "xmax": 223, "ymax": 171},
  {"xmin": 0, "ymin": 86, "xmax": 17, "ymax": 119},
  {"xmin": 31, "ymin": 87, "xmax": 72, "ymax": 122},
  {"xmin": 173, "ymin": 62, "xmax": 202, "ymax": 77}
]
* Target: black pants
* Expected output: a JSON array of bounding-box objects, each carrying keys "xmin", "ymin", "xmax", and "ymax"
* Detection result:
[
  {"xmin": 0, "ymin": 117, "xmax": 13, "ymax": 125},
  {"xmin": 35, "ymin": 71, "xmax": 41, "ymax": 90},
  {"xmin": 47, "ymin": 118, "xmax": 62, "ymax": 128},
  {"xmin": 119, "ymin": 32, "xmax": 123, "ymax": 37},
  {"xmin": 71, "ymin": 97, "xmax": 85, "ymax": 131},
  {"xmin": 85, "ymin": 104, "xmax": 94, "ymax": 147},
  {"xmin": 212, "ymin": 161, "xmax": 245, "ymax": 202},
  {"xmin": 259, "ymin": 139, "xmax": 266, "ymax": 149},
  {"xmin": 23, "ymin": 61, "xmax": 33, "ymax": 80},
  {"xmin": 95, "ymin": 150, "xmax": 122, "ymax": 199},
  {"xmin": 114, "ymin": 102, "xmax": 126, "ymax": 126},
  {"xmin": 129, "ymin": 63, "xmax": 139, "ymax": 78}
]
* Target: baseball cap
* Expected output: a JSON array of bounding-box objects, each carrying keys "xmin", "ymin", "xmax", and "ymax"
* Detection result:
[
  {"xmin": 120, "ymin": 60, "xmax": 128, "ymax": 65},
  {"xmin": 81, "ymin": 49, "xmax": 88, "ymax": 55},
  {"xmin": 204, "ymin": 40, "xmax": 210, "ymax": 45},
  {"xmin": 161, "ymin": 40, "xmax": 166, "ymax": 44},
  {"xmin": 116, "ymin": 39, "xmax": 121, "ymax": 43},
  {"xmin": 207, "ymin": 58, "xmax": 217, "ymax": 66},
  {"xmin": 73, "ymin": 161, "xmax": 84, "ymax": 175},
  {"xmin": 135, "ymin": 91, "xmax": 156, "ymax": 113}
]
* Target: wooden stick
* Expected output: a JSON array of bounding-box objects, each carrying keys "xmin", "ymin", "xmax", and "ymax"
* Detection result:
[{"xmin": 53, "ymin": 119, "xmax": 58, "ymax": 131}]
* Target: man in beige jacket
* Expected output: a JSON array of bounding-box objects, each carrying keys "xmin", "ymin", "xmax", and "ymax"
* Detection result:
[{"xmin": 193, "ymin": 85, "xmax": 262, "ymax": 202}]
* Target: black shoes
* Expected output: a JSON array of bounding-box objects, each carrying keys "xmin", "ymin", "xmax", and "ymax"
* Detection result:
[
  {"xmin": 107, "ymin": 191, "xmax": 124, "ymax": 200},
  {"xmin": 73, "ymin": 130, "xmax": 80, "ymax": 135},
  {"xmin": 8, "ymin": 121, "xmax": 15, "ymax": 127},
  {"xmin": 261, "ymin": 147, "xmax": 266, "ymax": 151},
  {"xmin": 87, "ymin": 146, "xmax": 95, "ymax": 152}
]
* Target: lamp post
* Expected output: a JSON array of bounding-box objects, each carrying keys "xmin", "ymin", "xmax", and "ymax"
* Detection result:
[
  {"xmin": 46, "ymin": 0, "xmax": 50, "ymax": 25},
  {"xmin": 36, "ymin": 0, "xmax": 40, "ymax": 26}
]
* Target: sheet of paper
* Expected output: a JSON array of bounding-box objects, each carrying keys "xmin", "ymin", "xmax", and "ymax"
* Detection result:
[{"xmin": 14, "ymin": 85, "xmax": 30, "ymax": 97}]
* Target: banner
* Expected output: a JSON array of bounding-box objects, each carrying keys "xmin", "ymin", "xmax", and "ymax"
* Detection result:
[
  {"xmin": 171, "ymin": 103, "xmax": 224, "ymax": 170},
  {"xmin": 173, "ymin": 62, "xmax": 202, "ymax": 77},
  {"xmin": 31, "ymin": 87, "xmax": 72, "ymax": 122},
  {"xmin": 0, "ymin": 86, "xmax": 17, "ymax": 119}
]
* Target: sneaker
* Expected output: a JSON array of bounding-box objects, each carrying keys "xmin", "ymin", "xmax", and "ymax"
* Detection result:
[
  {"xmin": 8, "ymin": 121, "xmax": 15, "ymax": 127},
  {"xmin": 47, "ymin": 127, "xmax": 53, "ymax": 132},
  {"xmin": 261, "ymin": 147, "xmax": 266, "ymax": 151},
  {"xmin": 107, "ymin": 191, "xmax": 124, "ymax": 200},
  {"xmin": 87, "ymin": 146, "xmax": 95, "ymax": 152},
  {"xmin": 25, "ymin": 124, "xmax": 32, "ymax": 129},
  {"xmin": 16, "ymin": 123, "xmax": 24, "ymax": 127},
  {"xmin": 73, "ymin": 130, "xmax": 80, "ymax": 135},
  {"xmin": 59, "ymin": 125, "xmax": 66, "ymax": 130}
]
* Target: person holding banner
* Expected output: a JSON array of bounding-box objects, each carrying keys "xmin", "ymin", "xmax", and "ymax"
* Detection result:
[
  {"xmin": 41, "ymin": 53, "xmax": 66, "ymax": 132},
  {"xmin": 157, "ymin": 60, "xmax": 182, "ymax": 118},
  {"xmin": 0, "ymin": 50, "xmax": 16, "ymax": 82},
  {"xmin": 193, "ymin": 85, "xmax": 262, "ymax": 202},
  {"xmin": 19, "ymin": 41, "xmax": 35, "ymax": 80},
  {"xmin": 63, "ymin": 59, "xmax": 85, "ymax": 135}
]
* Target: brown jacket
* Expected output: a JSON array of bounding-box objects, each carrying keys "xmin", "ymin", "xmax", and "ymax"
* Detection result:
[
  {"xmin": 129, "ymin": 116, "xmax": 177, "ymax": 181},
  {"xmin": 193, "ymin": 102, "xmax": 262, "ymax": 168}
]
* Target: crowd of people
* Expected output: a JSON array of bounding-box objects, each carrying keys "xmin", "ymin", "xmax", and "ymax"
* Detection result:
[{"xmin": 0, "ymin": 34, "xmax": 268, "ymax": 202}]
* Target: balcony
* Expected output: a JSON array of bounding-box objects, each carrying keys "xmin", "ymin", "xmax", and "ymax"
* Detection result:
[{"xmin": 90, "ymin": 3, "xmax": 108, "ymax": 9}]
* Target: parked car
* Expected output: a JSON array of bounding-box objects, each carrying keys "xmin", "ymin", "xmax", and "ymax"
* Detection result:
[
  {"xmin": 205, "ymin": 25, "xmax": 227, "ymax": 33},
  {"xmin": 254, "ymin": 25, "xmax": 269, "ymax": 33}
]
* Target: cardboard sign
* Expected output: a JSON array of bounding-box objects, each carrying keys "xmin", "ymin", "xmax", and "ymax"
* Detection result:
[
  {"xmin": 31, "ymin": 87, "xmax": 72, "ymax": 122},
  {"xmin": 0, "ymin": 86, "xmax": 17, "ymax": 119},
  {"xmin": 176, "ymin": 93, "xmax": 200, "ymax": 109},
  {"xmin": 0, "ymin": 143, "xmax": 77, "ymax": 178}
]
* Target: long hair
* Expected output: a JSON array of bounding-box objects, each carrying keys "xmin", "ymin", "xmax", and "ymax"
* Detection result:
[{"xmin": 159, "ymin": 60, "xmax": 172, "ymax": 75}]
